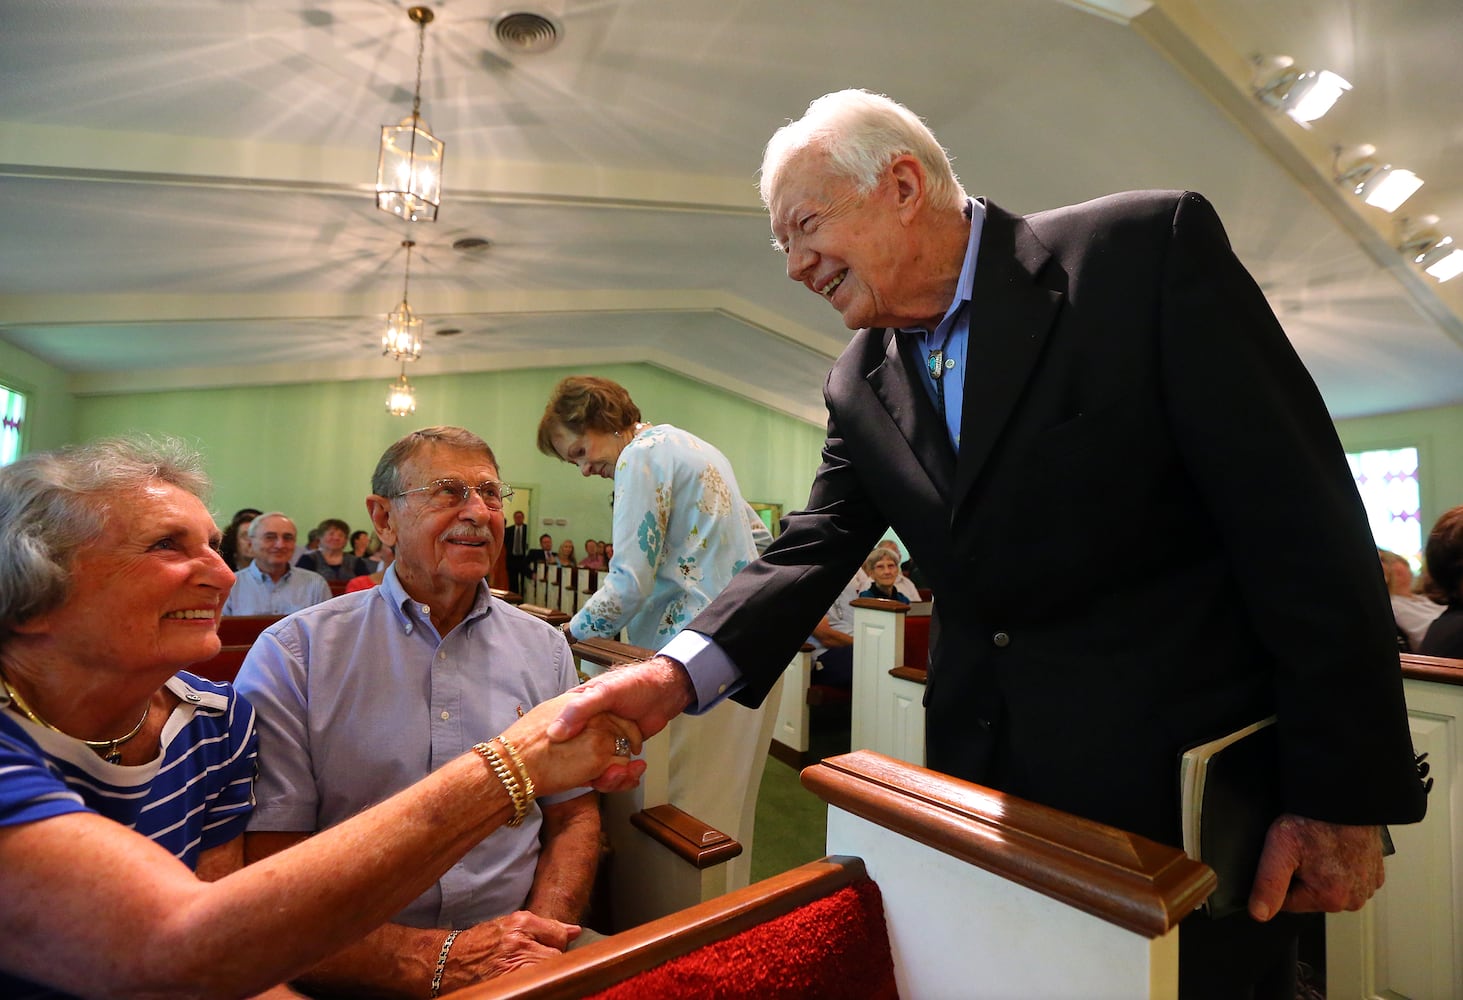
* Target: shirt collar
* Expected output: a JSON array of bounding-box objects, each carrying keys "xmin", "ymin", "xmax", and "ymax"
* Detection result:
[
  {"xmin": 245, "ymin": 561, "xmax": 291, "ymax": 584},
  {"xmin": 378, "ymin": 561, "xmax": 494, "ymax": 637}
]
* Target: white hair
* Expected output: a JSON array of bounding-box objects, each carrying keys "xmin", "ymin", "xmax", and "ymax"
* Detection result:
[{"xmin": 759, "ymin": 89, "xmax": 965, "ymax": 209}]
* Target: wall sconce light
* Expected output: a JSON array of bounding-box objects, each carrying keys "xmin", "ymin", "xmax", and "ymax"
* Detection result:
[
  {"xmin": 377, "ymin": 6, "xmax": 444, "ymax": 222},
  {"xmin": 387, "ymin": 364, "xmax": 418, "ymax": 416},
  {"xmin": 1252, "ymin": 55, "xmax": 1351, "ymax": 126},
  {"xmin": 1333, "ymin": 145, "xmax": 1424, "ymax": 213},
  {"xmin": 383, "ymin": 240, "xmax": 424, "ymax": 361},
  {"xmin": 1397, "ymin": 217, "xmax": 1463, "ymax": 284}
]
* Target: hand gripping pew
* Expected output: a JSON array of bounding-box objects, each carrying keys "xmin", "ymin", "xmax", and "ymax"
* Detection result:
[{"xmin": 442, "ymin": 750, "xmax": 1215, "ymax": 999}]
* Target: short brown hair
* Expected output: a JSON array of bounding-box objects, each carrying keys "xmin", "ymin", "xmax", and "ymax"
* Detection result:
[
  {"xmin": 536, "ymin": 377, "xmax": 642, "ymax": 459},
  {"xmin": 1424, "ymin": 505, "xmax": 1463, "ymax": 603}
]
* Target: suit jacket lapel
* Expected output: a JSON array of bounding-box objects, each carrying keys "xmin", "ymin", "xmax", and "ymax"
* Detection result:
[
  {"xmin": 867, "ymin": 329, "xmax": 957, "ymax": 500},
  {"xmin": 951, "ymin": 200, "xmax": 1063, "ymax": 515}
]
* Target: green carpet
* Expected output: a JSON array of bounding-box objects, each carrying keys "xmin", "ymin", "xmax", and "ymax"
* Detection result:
[{"xmin": 749, "ymin": 707, "xmax": 850, "ymax": 882}]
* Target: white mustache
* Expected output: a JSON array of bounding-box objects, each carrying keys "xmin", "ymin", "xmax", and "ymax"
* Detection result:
[{"xmin": 442, "ymin": 528, "xmax": 493, "ymax": 542}]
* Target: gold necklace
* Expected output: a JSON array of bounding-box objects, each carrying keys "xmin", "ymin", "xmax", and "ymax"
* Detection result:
[{"xmin": 0, "ymin": 669, "xmax": 150, "ymax": 764}]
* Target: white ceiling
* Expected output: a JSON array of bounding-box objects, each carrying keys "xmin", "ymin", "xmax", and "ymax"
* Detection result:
[{"xmin": 1, "ymin": 0, "xmax": 1461, "ymax": 423}]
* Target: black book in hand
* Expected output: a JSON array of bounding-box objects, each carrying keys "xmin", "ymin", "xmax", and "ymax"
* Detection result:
[{"xmin": 1179, "ymin": 716, "xmax": 1281, "ymax": 920}]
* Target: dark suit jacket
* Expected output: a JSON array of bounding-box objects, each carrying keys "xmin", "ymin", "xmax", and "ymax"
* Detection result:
[{"xmin": 692, "ymin": 190, "xmax": 1426, "ymax": 845}]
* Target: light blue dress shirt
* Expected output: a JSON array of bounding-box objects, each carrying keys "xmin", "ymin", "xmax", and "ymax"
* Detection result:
[
  {"xmin": 221, "ymin": 562, "xmax": 331, "ymax": 616},
  {"xmin": 235, "ymin": 564, "xmax": 584, "ymax": 928}
]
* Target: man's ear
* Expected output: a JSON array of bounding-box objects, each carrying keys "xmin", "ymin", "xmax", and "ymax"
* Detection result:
[
  {"xmin": 365, "ymin": 495, "xmax": 397, "ymax": 548},
  {"xmin": 889, "ymin": 154, "xmax": 926, "ymax": 223}
]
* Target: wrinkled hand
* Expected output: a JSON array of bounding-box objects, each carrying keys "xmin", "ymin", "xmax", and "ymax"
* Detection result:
[
  {"xmin": 498, "ymin": 692, "xmax": 642, "ymax": 797},
  {"xmin": 546, "ymin": 657, "xmax": 695, "ymax": 793},
  {"xmin": 1248, "ymin": 815, "xmax": 1386, "ymax": 922},
  {"xmin": 437, "ymin": 911, "xmax": 580, "ymax": 990}
]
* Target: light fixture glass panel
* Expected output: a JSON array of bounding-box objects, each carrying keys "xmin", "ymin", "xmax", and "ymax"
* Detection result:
[
  {"xmin": 383, "ymin": 300, "xmax": 424, "ymax": 360},
  {"xmin": 377, "ymin": 115, "xmax": 444, "ymax": 222},
  {"xmin": 387, "ymin": 373, "xmax": 418, "ymax": 416},
  {"xmin": 1284, "ymin": 70, "xmax": 1351, "ymax": 124},
  {"xmin": 1358, "ymin": 167, "xmax": 1423, "ymax": 213}
]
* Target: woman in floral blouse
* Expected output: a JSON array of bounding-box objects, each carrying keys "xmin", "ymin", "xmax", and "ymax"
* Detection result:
[
  {"xmin": 537, "ymin": 376, "xmax": 771, "ymax": 872},
  {"xmin": 537, "ymin": 376, "xmax": 757, "ymax": 649}
]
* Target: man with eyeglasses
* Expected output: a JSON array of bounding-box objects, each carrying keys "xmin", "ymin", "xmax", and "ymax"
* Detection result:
[
  {"xmin": 236, "ymin": 426, "xmax": 600, "ymax": 995},
  {"xmin": 221, "ymin": 511, "xmax": 331, "ymax": 616}
]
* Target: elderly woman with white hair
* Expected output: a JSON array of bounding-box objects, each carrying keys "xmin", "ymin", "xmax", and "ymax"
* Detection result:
[{"xmin": 0, "ymin": 436, "xmax": 638, "ymax": 1000}]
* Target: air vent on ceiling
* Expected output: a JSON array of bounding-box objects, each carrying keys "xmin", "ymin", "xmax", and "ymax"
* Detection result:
[
  {"xmin": 435, "ymin": 327, "xmax": 464, "ymax": 337},
  {"xmin": 494, "ymin": 11, "xmax": 561, "ymax": 53},
  {"xmin": 452, "ymin": 237, "xmax": 493, "ymax": 252}
]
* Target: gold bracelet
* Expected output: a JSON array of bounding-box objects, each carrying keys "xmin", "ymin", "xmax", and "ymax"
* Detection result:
[
  {"xmin": 472, "ymin": 741, "xmax": 528, "ymax": 827},
  {"xmin": 429, "ymin": 928, "xmax": 460, "ymax": 998},
  {"xmin": 494, "ymin": 736, "xmax": 536, "ymax": 807}
]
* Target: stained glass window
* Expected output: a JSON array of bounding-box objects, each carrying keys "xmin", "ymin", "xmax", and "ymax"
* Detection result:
[
  {"xmin": 1346, "ymin": 447, "xmax": 1422, "ymax": 567},
  {"xmin": 0, "ymin": 383, "xmax": 25, "ymax": 467}
]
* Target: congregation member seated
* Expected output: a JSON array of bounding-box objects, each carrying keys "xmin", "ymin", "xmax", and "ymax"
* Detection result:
[
  {"xmin": 858, "ymin": 546, "xmax": 911, "ymax": 604},
  {"xmin": 346, "ymin": 540, "xmax": 395, "ymax": 593},
  {"xmin": 350, "ymin": 529, "xmax": 371, "ymax": 561},
  {"xmin": 1420, "ymin": 505, "xmax": 1463, "ymax": 658},
  {"xmin": 0, "ymin": 436, "xmax": 637, "ymax": 999},
  {"xmin": 529, "ymin": 532, "xmax": 555, "ymax": 570},
  {"xmin": 237, "ymin": 426, "xmax": 603, "ymax": 995},
  {"xmin": 556, "ymin": 539, "xmax": 578, "ymax": 568},
  {"xmin": 221, "ymin": 511, "xmax": 331, "ymax": 616},
  {"xmin": 218, "ymin": 506, "xmax": 261, "ymax": 571},
  {"xmin": 807, "ymin": 574, "xmax": 862, "ymax": 689},
  {"xmin": 851, "ymin": 539, "xmax": 920, "ymax": 601},
  {"xmin": 1379, "ymin": 548, "xmax": 1444, "ymax": 651},
  {"xmin": 579, "ymin": 538, "xmax": 607, "ymax": 571},
  {"xmin": 294, "ymin": 517, "xmax": 371, "ymax": 582}
]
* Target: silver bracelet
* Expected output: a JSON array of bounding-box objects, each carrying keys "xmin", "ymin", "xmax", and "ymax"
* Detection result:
[{"xmin": 429, "ymin": 928, "xmax": 461, "ymax": 998}]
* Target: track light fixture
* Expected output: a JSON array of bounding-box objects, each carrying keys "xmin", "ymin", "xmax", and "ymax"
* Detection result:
[
  {"xmin": 376, "ymin": 6, "xmax": 444, "ymax": 222},
  {"xmin": 1333, "ymin": 145, "xmax": 1424, "ymax": 214},
  {"xmin": 1397, "ymin": 217, "xmax": 1463, "ymax": 284},
  {"xmin": 1252, "ymin": 55, "xmax": 1350, "ymax": 126}
]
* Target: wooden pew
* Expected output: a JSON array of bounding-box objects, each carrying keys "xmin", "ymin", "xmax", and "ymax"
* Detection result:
[
  {"xmin": 1328, "ymin": 651, "xmax": 1463, "ymax": 999},
  {"xmin": 443, "ymin": 750, "xmax": 1215, "ymax": 999},
  {"xmin": 192, "ymin": 614, "xmax": 285, "ymax": 683},
  {"xmin": 850, "ymin": 597, "xmax": 930, "ymax": 766}
]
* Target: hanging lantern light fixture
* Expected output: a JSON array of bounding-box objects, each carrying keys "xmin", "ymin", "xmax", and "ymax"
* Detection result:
[
  {"xmin": 383, "ymin": 240, "xmax": 424, "ymax": 361},
  {"xmin": 386, "ymin": 363, "xmax": 418, "ymax": 416},
  {"xmin": 376, "ymin": 6, "xmax": 444, "ymax": 222}
]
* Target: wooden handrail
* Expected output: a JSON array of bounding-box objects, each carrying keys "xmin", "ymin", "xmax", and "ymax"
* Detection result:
[
  {"xmin": 803, "ymin": 750, "xmax": 1215, "ymax": 938},
  {"xmin": 1401, "ymin": 651, "xmax": 1463, "ymax": 687},
  {"xmin": 440, "ymin": 858, "xmax": 869, "ymax": 1000},
  {"xmin": 850, "ymin": 596, "xmax": 910, "ymax": 614},
  {"xmin": 572, "ymin": 635, "xmax": 652, "ymax": 669}
]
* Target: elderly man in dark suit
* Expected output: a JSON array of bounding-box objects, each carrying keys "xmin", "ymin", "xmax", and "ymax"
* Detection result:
[{"xmin": 549, "ymin": 89, "xmax": 1427, "ymax": 995}]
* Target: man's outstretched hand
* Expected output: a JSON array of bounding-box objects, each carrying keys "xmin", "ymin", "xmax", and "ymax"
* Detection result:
[{"xmin": 547, "ymin": 656, "xmax": 696, "ymax": 793}]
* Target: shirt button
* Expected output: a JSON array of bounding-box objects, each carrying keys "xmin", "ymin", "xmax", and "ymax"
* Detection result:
[
  {"xmin": 992, "ymin": 631, "xmax": 1011, "ymax": 648},
  {"xmin": 438, "ymin": 651, "xmax": 447, "ymax": 661},
  {"xmin": 440, "ymin": 711, "xmax": 450, "ymax": 721},
  {"xmin": 717, "ymin": 685, "xmax": 728, "ymax": 695}
]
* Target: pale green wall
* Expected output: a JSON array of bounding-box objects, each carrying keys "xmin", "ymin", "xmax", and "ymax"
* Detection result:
[
  {"xmin": 1335, "ymin": 401, "xmax": 1463, "ymax": 536},
  {"xmin": 0, "ymin": 341, "xmax": 76, "ymax": 454},
  {"xmin": 73, "ymin": 363, "xmax": 827, "ymax": 540}
]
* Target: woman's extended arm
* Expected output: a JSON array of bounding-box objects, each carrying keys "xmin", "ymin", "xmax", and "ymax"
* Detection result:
[{"xmin": 0, "ymin": 694, "xmax": 637, "ymax": 1000}]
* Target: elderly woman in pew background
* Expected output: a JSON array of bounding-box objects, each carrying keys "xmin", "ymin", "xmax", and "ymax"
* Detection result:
[
  {"xmin": 0, "ymin": 436, "xmax": 640, "ymax": 1000},
  {"xmin": 537, "ymin": 375, "xmax": 771, "ymax": 868}
]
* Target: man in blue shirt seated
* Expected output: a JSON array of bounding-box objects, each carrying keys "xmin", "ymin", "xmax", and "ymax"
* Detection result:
[
  {"xmin": 220, "ymin": 511, "xmax": 330, "ymax": 616},
  {"xmin": 236, "ymin": 426, "xmax": 598, "ymax": 997}
]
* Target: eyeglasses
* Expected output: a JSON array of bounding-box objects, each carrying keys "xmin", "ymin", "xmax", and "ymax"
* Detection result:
[{"xmin": 392, "ymin": 478, "xmax": 514, "ymax": 511}]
